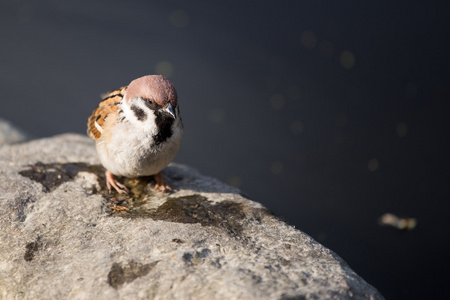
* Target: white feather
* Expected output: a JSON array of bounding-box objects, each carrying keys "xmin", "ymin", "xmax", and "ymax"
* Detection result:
[{"xmin": 94, "ymin": 120, "xmax": 103, "ymax": 134}]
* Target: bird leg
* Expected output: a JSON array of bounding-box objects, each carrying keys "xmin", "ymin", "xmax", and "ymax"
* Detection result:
[
  {"xmin": 154, "ymin": 172, "xmax": 171, "ymax": 193},
  {"xmin": 105, "ymin": 171, "xmax": 128, "ymax": 194}
]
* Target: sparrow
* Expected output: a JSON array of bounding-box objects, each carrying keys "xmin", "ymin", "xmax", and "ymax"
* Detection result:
[{"xmin": 87, "ymin": 75, "xmax": 183, "ymax": 194}]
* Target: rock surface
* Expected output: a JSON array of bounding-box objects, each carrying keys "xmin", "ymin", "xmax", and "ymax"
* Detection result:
[{"xmin": 0, "ymin": 134, "xmax": 384, "ymax": 300}]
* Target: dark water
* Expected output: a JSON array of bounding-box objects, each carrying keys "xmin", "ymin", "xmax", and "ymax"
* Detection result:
[{"xmin": 1, "ymin": 1, "xmax": 449, "ymax": 298}]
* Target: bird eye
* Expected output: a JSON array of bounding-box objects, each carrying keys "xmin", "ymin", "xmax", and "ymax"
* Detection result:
[{"xmin": 143, "ymin": 98, "xmax": 153, "ymax": 104}]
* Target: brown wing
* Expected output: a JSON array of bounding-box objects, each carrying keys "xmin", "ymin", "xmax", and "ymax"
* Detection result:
[{"xmin": 87, "ymin": 86, "xmax": 127, "ymax": 139}]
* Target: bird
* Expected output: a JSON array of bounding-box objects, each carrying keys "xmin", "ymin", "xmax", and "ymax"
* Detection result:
[{"xmin": 87, "ymin": 75, "xmax": 183, "ymax": 194}]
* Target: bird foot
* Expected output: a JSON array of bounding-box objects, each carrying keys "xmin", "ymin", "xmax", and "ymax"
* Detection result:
[
  {"xmin": 106, "ymin": 171, "xmax": 128, "ymax": 194},
  {"xmin": 154, "ymin": 172, "xmax": 171, "ymax": 193}
]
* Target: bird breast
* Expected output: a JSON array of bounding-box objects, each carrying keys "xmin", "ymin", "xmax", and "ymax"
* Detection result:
[{"xmin": 96, "ymin": 119, "xmax": 183, "ymax": 177}]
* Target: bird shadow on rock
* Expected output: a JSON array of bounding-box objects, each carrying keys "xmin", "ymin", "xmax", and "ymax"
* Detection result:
[
  {"xmin": 18, "ymin": 162, "xmax": 242, "ymax": 196},
  {"xmin": 18, "ymin": 162, "xmax": 265, "ymax": 237}
]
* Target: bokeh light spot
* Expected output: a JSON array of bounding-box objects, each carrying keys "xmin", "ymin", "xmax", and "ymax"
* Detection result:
[
  {"xmin": 169, "ymin": 10, "xmax": 190, "ymax": 28},
  {"xmin": 332, "ymin": 132, "xmax": 345, "ymax": 144},
  {"xmin": 155, "ymin": 61, "xmax": 173, "ymax": 78},
  {"xmin": 270, "ymin": 93, "xmax": 285, "ymax": 110},
  {"xmin": 301, "ymin": 31, "xmax": 317, "ymax": 49},
  {"xmin": 228, "ymin": 176, "xmax": 242, "ymax": 188},
  {"xmin": 340, "ymin": 51, "xmax": 355, "ymax": 69},
  {"xmin": 270, "ymin": 161, "xmax": 283, "ymax": 175},
  {"xmin": 290, "ymin": 120, "xmax": 304, "ymax": 135},
  {"xmin": 368, "ymin": 158, "xmax": 379, "ymax": 172},
  {"xmin": 396, "ymin": 122, "xmax": 408, "ymax": 137},
  {"xmin": 379, "ymin": 213, "xmax": 417, "ymax": 231},
  {"xmin": 318, "ymin": 40, "xmax": 334, "ymax": 58},
  {"xmin": 208, "ymin": 108, "xmax": 225, "ymax": 123}
]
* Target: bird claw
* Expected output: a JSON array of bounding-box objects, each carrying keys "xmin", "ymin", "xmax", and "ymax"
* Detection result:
[
  {"xmin": 106, "ymin": 171, "xmax": 129, "ymax": 194},
  {"xmin": 105, "ymin": 171, "xmax": 171, "ymax": 194},
  {"xmin": 154, "ymin": 183, "xmax": 172, "ymax": 193},
  {"xmin": 154, "ymin": 172, "xmax": 171, "ymax": 193}
]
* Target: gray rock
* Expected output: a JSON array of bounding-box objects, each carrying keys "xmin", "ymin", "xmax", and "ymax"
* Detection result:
[
  {"xmin": 0, "ymin": 118, "xmax": 28, "ymax": 145},
  {"xmin": 0, "ymin": 134, "xmax": 384, "ymax": 300}
]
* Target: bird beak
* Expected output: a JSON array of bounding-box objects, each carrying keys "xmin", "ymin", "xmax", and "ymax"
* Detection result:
[{"xmin": 163, "ymin": 103, "xmax": 176, "ymax": 118}]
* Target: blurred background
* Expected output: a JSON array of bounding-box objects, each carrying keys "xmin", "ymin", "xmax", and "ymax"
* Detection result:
[{"xmin": 1, "ymin": 1, "xmax": 449, "ymax": 298}]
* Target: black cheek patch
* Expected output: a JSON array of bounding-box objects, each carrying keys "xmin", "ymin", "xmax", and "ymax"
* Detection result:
[
  {"xmin": 153, "ymin": 111, "xmax": 174, "ymax": 145},
  {"xmin": 131, "ymin": 105, "xmax": 147, "ymax": 121}
]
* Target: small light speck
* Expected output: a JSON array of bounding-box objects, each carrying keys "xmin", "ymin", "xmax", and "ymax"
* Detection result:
[
  {"xmin": 368, "ymin": 158, "xmax": 379, "ymax": 172},
  {"xmin": 169, "ymin": 10, "xmax": 190, "ymax": 28},
  {"xmin": 396, "ymin": 122, "xmax": 408, "ymax": 137},
  {"xmin": 270, "ymin": 161, "xmax": 283, "ymax": 175},
  {"xmin": 379, "ymin": 213, "xmax": 417, "ymax": 231},
  {"xmin": 208, "ymin": 108, "xmax": 225, "ymax": 123},
  {"xmin": 301, "ymin": 31, "xmax": 317, "ymax": 49},
  {"xmin": 155, "ymin": 61, "xmax": 173, "ymax": 78},
  {"xmin": 340, "ymin": 51, "xmax": 355, "ymax": 69},
  {"xmin": 270, "ymin": 94, "xmax": 285, "ymax": 110},
  {"xmin": 318, "ymin": 40, "xmax": 334, "ymax": 58},
  {"xmin": 332, "ymin": 132, "xmax": 345, "ymax": 144},
  {"xmin": 290, "ymin": 121, "xmax": 304, "ymax": 135},
  {"xmin": 228, "ymin": 176, "xmax": 242, "ymax": 188}
]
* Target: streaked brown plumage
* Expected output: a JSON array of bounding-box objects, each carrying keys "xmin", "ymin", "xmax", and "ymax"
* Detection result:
[{"xmin": 87, "ymin": 87, "xmax": 126, "ymax": 140}]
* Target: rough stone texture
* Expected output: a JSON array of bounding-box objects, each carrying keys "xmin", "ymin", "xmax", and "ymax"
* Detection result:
[
  {"xmin": 0, "ymin": 134, "xmax": 384, "ymax": 300},
  {"xmin": 0, "ymin": 118, "xmax": 29, "ymax": 145}
]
